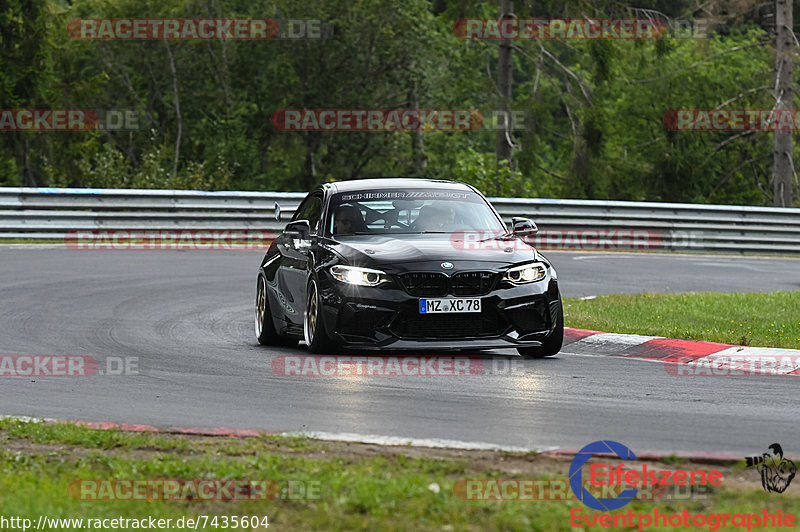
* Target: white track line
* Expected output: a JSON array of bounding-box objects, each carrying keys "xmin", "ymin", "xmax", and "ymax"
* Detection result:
[
  {"xmin": 283, "ymin": 431, "xmax": 556, "ymax": 453},
  {"xmin": 0, "ymin": 415, "xmax": 555, "ymax": 452}
]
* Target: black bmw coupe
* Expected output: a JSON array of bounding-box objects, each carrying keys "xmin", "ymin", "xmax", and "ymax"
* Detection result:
[{"xmin": 255, "ymin": 178, "xmax": 563, "ymax": 357}]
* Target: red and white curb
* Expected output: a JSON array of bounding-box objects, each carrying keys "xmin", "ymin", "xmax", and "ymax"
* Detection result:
[{"xmin": 564, "ymin": 328, "xmax": 800, "ymax": 376}]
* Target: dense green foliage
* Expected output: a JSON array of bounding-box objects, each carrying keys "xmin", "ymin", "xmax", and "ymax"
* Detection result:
[{"xmin": 0, "ymin": 0, "xmax": 795, "ymax": 205}]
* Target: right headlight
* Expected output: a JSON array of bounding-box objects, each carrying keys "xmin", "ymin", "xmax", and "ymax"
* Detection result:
[
  {"xmin": 330, "ymin": 265, "xmax": 389, "ymax": 286},
  {"xmin": 503, "ymin": 262, "xmax": 547, "ymax": 284}
]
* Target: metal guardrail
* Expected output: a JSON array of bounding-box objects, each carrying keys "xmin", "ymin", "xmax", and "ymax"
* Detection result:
[{"xmin": 1, "ymin": 186, "xmax": 799, "ymax": 254}]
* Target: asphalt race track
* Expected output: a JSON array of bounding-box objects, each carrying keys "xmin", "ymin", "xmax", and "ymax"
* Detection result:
[{"xmin": 0, "ymin": 247, "xmax": 798, "ymax": 455}]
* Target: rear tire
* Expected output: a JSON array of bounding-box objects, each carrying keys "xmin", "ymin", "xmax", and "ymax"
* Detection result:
[
  {"xmin": 517, "ymin": 300, "xmax": 563, "ymax": 359},
  {"xmin": 304, "ymin": 277, "xmax": 338, "ymax": 354},
  {"xmin": 255, "ymin": 274, "xmax": 298, "ymax": 347}
]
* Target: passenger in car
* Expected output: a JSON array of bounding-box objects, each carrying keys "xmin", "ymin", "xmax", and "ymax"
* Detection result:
[
  {"xmin": 414, "ymin": 204, "xmax": 455, "ymax": 232},
  {"xmin": 414, "ymin": 205, "xmax": 441, "ymax": 231}
]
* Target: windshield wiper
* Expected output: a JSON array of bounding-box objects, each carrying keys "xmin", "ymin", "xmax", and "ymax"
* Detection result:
[
  {"xmin": 386, "ymin": 231, "xmax": 450, "ymax": 235},
  {"xmin": 477, "ymin": 231, "xmax": 515, "ymax": 243}
]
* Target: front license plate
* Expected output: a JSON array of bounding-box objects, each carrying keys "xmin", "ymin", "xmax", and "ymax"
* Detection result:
[{"xmin": 419, "ymin": 298, "xmax": 482, "ymax": 314}]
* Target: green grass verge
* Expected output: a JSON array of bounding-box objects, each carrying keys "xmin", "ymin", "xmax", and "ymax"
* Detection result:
[
  {"xmin": 564, "ymin": 291, "xmax": 800, "ymax": 349},
  {"xmin": 1, "ymin": 418, "xmax": 800, "ymax": 531}
]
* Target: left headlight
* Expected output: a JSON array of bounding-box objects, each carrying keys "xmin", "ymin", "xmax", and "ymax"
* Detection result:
[
  {"xmin": 330, "ymin": 265, "xmax": 390, "ymax": 286},
  {"xmin": 503, "ymin": 262, "xmax": 547, "ymax": 284}
]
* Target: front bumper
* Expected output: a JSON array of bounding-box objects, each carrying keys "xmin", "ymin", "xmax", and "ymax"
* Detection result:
[{"xmin": 317, "ymin": 270, "xmax": 561, "ymax": 350}]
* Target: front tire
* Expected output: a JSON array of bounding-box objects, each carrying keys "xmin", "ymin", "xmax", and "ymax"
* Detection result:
[
  {"xmin": 255, "ymin": 274, "xmax": 297, "ymax": 347},
  {"xmin": 304, "ymin": 277, "xmax": 337, "ymax": 354},
  {"xmin": 517, "ymin": 300, "xmax": 563, "ymax": 358}
]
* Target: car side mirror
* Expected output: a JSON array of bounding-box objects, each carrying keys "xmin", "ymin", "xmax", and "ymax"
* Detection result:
[
  {"xmin": 284, "ymin": 220, "xmax": 311, "ymax": 250},
  {"xmin": 512, "ymin": 217, "xmax": 538, "ymax": 235},
  {"xmin": 284, "ymin": 219, "xmax": 310, "ymax": 239},
  {"xmin": 274, "ymin": 202, "xmax": 281, "ymax": 222}
]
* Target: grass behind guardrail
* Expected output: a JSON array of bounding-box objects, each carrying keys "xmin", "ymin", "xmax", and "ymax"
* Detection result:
[{"xmin": 563, "ymin": 291, "xmax": 800, "ymax": 349}]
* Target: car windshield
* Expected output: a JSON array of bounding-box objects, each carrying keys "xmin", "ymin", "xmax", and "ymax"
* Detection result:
[{"xmin": 327, "ymin": 189, "xmax": 506, "ymax": 237}]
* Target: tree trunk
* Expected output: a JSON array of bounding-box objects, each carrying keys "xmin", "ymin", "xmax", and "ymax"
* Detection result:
[
  {"xmin": 773, "ymin": 0, "xmax": 793, "ymax": 207},
  {"xmin": 496, "ymin": 0, "xmax": 514, "ymax": 193},
  {"xmin": 166, "ymin": 43, "xmax": 182, "ymax": 179},
  {"xmin": 305, "ymin": 135, "xmax": 319, "ymax": 189},
  {"xmin": 409, "ymin": 84, "xmax": 427, "ymax": 175}
]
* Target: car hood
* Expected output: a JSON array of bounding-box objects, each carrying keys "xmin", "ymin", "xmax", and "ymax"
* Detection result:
[{"xmin": 329, "ymin": 234, "xmax": 538, "ymax": 270}]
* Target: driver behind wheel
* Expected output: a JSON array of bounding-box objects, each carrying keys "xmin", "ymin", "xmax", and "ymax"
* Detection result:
[{"xmin": 333, "ymin": 205, "xmax": 365, "ymax": 235}]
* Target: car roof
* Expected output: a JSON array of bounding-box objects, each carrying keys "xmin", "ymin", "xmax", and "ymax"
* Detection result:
[{"xmin": 323, "ymin": 178, "xmax": 474, "ymax": 194}]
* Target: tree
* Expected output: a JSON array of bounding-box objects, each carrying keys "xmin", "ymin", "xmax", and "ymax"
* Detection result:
[
  {"xmin": 773, "ymin": 0, "xmax": 794, "ymax": 207},
  {"xmin": 496, "ymin": 0, "xmax": 514, "ymax": 179},
  {"xmin": 0, "ymin": 0, "xmax": 51, "ymax": 186}
]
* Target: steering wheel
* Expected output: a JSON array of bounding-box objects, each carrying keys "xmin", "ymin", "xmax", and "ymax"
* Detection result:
[{"xmin": 385, "ymin": 221, "xmax": 408, "ymax": 230}]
